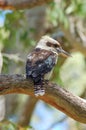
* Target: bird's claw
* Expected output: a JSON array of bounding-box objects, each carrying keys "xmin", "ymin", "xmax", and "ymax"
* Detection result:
[{"xmin": 42, "ymin": 80, "xmax": 49, "ymax": 85}]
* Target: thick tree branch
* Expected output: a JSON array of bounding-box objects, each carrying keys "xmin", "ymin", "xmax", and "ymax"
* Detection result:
[
  {"xmin": 0, "ymin": 0, "xmax": 52, "ymax": 10},
  {"xmin": 0, "ymin": 74, "xmax": 86, "ymax": 123}
]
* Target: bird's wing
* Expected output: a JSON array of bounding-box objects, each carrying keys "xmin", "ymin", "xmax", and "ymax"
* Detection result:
[{"xmin": 26, "ymin": 48, "xmax": 56, "ymax": 82}]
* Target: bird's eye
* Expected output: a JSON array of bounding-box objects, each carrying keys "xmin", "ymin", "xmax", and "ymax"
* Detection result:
[
  {"xmin": 54, "ymin": 44, "xmax": 58, "ymax": 48},
  {"xmin": 46, "ymin": 42, "xmax": 52, "ymax": 47}
]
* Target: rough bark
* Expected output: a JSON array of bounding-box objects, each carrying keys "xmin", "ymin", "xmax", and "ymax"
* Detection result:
[
  {"xmin": 0, "ymin": 74, "xmax": 86, "ymax": 124},
  {"xmin": 0, "ymin": 0, "xmax": 52, "ymax": 10}
]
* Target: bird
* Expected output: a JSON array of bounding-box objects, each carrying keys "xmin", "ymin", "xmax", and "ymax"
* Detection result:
[{"xmin": 26, "ymin": 35, "xmax": 70, "ymax": 96}]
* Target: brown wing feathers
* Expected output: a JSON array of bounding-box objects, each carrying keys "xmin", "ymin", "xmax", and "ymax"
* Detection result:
[{"xmin": 26, "ymin": 48, "xmax": 56, "ymax": 83}]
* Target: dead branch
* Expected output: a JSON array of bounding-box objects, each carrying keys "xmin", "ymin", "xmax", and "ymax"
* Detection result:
[
  {"xmin": 0, "ymin": 74, "xmax": 86, "ymax": 123},
  {"xmin": 0, "ymin": 0, "xmax": 52, "ymax": 10}
]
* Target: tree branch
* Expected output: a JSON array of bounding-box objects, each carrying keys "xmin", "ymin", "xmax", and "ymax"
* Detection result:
[
  {"xmin": 0, "ymin": 74, "xmax": 86, "ymax": 123},
  {"xmin": 0, "ymin": 0, "xmax": 52, "ymax": 10}
]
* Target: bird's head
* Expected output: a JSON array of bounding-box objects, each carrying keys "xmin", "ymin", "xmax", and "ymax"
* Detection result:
[{"xmin": 36, "ymin": 35, "xmax": 71, "ymax": 57}]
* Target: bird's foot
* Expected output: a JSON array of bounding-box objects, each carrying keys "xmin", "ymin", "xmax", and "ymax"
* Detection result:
[{"xmin": 42, "ymin": 80, "xmax": 49, "ymax": 85}]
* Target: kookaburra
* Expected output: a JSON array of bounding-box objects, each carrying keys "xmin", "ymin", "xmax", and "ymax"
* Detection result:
[{"xmin": 26, "ymin": 36, "xmax": 70, "ymax": 96}]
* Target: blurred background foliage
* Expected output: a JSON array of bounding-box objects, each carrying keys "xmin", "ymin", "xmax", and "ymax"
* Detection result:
[{"xmin": 0, "ymin": 0, "xmax": 86, "ymax": 130}]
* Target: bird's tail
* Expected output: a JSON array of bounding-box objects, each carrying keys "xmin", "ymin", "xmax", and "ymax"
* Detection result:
[{"xmin": 34, "ymin": 84, "xmax": 45, "ymax": 96}]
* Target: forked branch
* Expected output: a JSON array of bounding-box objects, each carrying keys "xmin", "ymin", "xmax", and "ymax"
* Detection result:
[{"xmin": 0, "ymin": 74, "xmax": 86, "ymax": 123}]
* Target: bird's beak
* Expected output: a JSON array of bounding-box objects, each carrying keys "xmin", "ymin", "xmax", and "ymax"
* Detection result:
[{"xmin": 57, "ymin": 47, "xmax": 71, "ymax": 57}]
